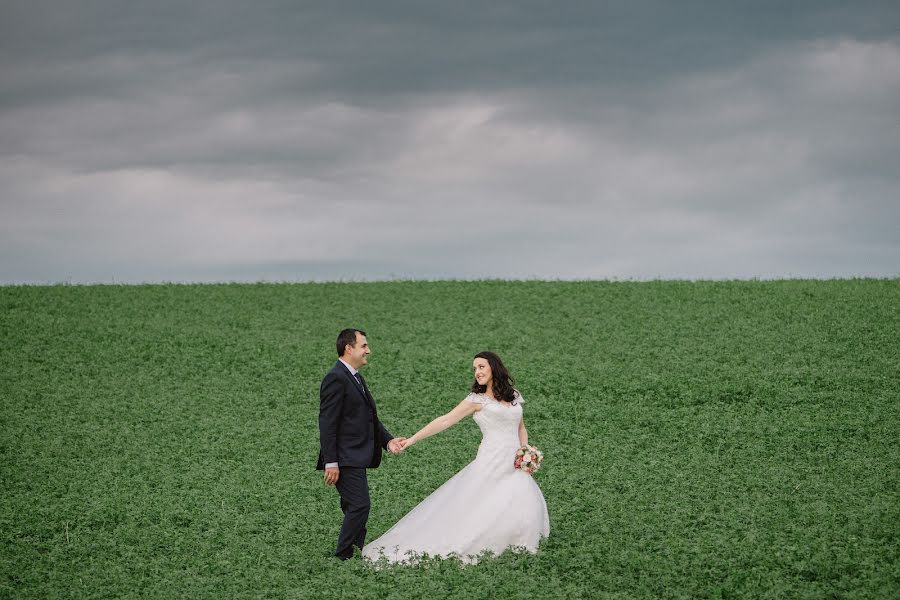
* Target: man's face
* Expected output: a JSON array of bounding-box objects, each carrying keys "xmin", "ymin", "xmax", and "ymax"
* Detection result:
[{"xmin": 345, "ymin": 332, "xmax": 370, "ymax": 369}]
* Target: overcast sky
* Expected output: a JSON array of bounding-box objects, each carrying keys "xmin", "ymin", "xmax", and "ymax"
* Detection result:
[{"xmin": 2, "ymin": 1, "xmax": 899, "ymax": 283}]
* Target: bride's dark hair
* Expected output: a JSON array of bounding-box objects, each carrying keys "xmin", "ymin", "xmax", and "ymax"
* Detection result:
[{"xmin": 471, "ymin": 351, "xmax": 518, "ymax": 403}]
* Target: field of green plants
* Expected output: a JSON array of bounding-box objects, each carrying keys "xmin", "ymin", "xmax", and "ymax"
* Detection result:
[{"xmin": 2, "ymin": 280, "xmax": 898, "ymax": 598}]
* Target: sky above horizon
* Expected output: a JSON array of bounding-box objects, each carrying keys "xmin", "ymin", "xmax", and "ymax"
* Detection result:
[{"xmin": 2, "ymin": 1, "xmax": 899, "ymax": 283}]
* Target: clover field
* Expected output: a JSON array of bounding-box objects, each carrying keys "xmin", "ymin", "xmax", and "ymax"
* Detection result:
[{"xmin": 1, "ymin": 279, "xmax": 898, "ymax": 598}]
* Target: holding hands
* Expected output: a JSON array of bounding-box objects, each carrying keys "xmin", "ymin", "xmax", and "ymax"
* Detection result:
[
  {"xmin": 387, "ymin": 437, "xmax": 407, "ymax": 455},
  {"xmin": 324, "ymin": 437, "xmax": 407, "ymax": 487},
  {"xmin": 388, "ymin": 436, "xmax": 416, "ymax": 454}
]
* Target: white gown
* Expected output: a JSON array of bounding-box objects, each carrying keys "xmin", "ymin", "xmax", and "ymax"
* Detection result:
[{"xmin": 362, "ymin": 392, "xmax": 550, "ymax": 565}]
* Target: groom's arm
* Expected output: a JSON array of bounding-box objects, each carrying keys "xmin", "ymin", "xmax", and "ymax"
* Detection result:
[
  {"xmin": 319, "ymin": 373, "xmax": 343, "ymax": 465},
  {"xmin": 379, "ymin": 419, "xmax": 408, "ymax": 454},
  {"xmin": 377, "ymin": 419, "xmax": 393, "ymax": 450}
]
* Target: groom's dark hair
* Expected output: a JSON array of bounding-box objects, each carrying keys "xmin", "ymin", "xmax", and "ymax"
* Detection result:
[{"xmin": 336, "ymin": 328, "xmax": 366, "ymax": 357}]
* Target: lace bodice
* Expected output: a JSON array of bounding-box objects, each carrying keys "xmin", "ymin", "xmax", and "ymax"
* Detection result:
[{"xmin": 467, "ymin": 392, "xmax": 523, "ymax": 458}]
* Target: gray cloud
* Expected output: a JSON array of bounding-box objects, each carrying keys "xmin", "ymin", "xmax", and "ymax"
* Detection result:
[{"xmin": 1, "ymin": 1, "xmax": 899, "ymax": 283}]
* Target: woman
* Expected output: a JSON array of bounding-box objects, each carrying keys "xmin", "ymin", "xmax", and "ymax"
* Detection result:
[{"xmin": 362, "ymin": 351, "xmax": 550, "ymax": 565}]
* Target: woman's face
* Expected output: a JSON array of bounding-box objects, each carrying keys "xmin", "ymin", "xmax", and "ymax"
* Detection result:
[{"xmin": 473, "ymin": 357, "xmax": 493, "ymax": 387}]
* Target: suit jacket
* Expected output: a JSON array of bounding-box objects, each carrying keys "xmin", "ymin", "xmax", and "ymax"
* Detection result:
[{"xmin": 317, "ymin": 360, "xmax": 393, "ymax": 470}]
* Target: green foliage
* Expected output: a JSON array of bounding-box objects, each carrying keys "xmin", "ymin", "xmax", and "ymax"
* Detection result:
[{"xmin": 1, "ymin": 279, "xmax": 898, "ymax": 598}]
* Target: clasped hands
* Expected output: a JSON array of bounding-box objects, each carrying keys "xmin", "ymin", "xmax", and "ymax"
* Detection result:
[
  {"xmin": 325, "ymin": 438, "xmax": 413, "ymax": 485},
  {"xmin": 387, "ymin": 437, "xmax": 412, "ymax": 455}
]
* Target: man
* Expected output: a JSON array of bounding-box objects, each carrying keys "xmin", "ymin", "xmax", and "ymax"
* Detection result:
[{"xmin": 317, "ymin": 328, "xmax": 405, "ymax": 560}]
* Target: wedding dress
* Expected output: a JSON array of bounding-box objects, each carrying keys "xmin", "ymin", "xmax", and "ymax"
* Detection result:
[{"xmin": 362, "ymin": 392, "xmax": 550, "ymax": 565}]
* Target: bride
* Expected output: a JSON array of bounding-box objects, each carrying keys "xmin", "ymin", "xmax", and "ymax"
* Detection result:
[{"xmin": 362, "ymin": 351, "xmax": 550, "ymax": 565}]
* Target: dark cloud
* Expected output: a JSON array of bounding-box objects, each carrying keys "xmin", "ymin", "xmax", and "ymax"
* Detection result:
[{"xmin": 1, "ymin": 1, "xmax": 899, "ymax": 282}]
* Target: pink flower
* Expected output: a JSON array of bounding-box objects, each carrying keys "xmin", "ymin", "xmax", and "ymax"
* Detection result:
[{"xmin": 513, "ymin": 444, "xmax": 544, "ymax": 473}]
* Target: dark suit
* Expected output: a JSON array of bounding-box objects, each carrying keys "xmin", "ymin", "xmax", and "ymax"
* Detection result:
[{"xmin": 317, "ymin": 360, "xmax": 393, "ymax": 559}]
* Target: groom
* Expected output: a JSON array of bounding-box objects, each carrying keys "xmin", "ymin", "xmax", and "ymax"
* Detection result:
[{"xmin": 317, "ymin": 328, "xmax": 405, "ymax": 559}]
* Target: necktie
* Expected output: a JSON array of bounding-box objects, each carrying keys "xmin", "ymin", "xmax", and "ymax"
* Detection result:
[{"xmin": 353, "ymin": 373, "xmax": 365, "ymax": 393}]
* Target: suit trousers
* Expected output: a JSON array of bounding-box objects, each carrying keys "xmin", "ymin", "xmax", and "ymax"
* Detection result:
[{"xmin": 334, "ymin": 467, "xmax": 370, "ymax": 559}]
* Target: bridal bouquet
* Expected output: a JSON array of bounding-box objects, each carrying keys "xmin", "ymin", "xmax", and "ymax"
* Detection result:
[{"xmin": 514, "ymin": 445, "xmax": 544, "ymax": 474}]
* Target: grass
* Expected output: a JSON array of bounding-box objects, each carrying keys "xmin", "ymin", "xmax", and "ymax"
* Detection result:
[{"xmin": 1, "ymin": 279, "xmax": 898, "ymax": 599}]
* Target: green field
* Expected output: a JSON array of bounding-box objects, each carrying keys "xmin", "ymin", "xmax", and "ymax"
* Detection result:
[{"xmin": 2, "ymin": 280, "xmax": 898, "ymax": 598}]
